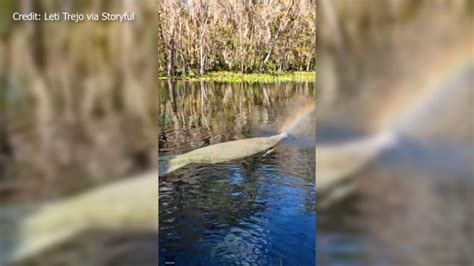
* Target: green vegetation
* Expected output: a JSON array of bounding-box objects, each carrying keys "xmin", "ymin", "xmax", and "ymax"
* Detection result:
[{"xmin": 159, "ymin": 71, "xmax": 315, "ymax": 83}]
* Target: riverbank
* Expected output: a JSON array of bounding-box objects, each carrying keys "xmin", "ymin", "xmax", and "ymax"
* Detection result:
[{"xmin": 158, "ymin": 71, "xmax": 315, "ymax": 83}]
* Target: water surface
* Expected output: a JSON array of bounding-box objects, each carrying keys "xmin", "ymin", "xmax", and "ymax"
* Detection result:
[{"xmin": 159, "ymin": 81, "xmax": 315, "ymax": 265}]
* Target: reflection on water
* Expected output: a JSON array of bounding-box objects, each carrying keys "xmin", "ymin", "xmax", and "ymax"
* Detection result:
[{"xmin": 159, "ymin": 80, "xmax": 315, "ymax": 265}]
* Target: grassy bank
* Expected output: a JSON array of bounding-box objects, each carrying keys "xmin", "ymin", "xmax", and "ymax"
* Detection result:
[{"xmin": 159, "ymin": 71, "xmax": 315, "ymax": 83}]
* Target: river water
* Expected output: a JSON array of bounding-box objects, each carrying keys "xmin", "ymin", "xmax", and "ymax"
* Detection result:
[{"xmin": 159, "ymin": 80, "xmax": 316, "ymax": 265}]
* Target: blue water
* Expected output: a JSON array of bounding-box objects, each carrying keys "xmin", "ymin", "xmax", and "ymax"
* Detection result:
[
  {"xmin": 159, "ymin": 148, "xmax": 315, "ymax": 265},
  {"xmin": 159, "ymin": 81, "xmax": 315, "ymax": 265}
]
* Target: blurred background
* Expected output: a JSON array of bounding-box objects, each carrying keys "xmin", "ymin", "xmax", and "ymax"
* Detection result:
[
  {"xmin": 317, "ymin": 0, "xmax": 473, "ymax": 265},
  {"xmin": 1, "ymin": 1, "xmax": 156, "ymax": 265}
]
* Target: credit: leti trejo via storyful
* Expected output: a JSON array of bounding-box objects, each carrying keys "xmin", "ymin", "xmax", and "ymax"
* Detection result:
[{"xmin": 13, "ymin": 11, "xmax": 135, "ymax": 23}]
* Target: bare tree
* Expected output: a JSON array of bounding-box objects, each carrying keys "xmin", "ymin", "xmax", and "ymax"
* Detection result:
[{"xmin": 158, "ymin": 0, "xmax": 316, "ymax": 76}]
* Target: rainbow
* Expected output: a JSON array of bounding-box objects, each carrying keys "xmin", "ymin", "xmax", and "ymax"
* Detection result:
[
  {"xmin": 375, "ymin": 33, "xmax": 474, "ymax": 132},
  {"xmin": 279, "ymin": 101, "xmax": 316, "ymax": 134},
  {"xmin": 316, "ymin": 32, "xmax": 474, "ymax": 196}
]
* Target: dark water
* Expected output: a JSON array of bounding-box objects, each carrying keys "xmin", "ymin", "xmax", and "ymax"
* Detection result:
[
  {"xmin": 317, "ymin": 195, "xmax": 369, "ymax": 265},
  {"xmin": 159, "ymin": 81, "xmax": 315, "ymax": 265}
]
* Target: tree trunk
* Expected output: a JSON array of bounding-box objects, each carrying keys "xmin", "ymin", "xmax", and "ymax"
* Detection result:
[
  {"xmin": 199, "ymin": 44, "xmax": 205, "ymax": 76},
  {"xmin": 166, "ymin": 44, "xmax": 175, "ymax": 77},
  {"xmin": 306, "ymin": 55, "xmax": 312, "ymax": 71},
  {"xmin": 259, "ymin": 4, "xmax": 295, "ymax": 73},
  {"xmin": 259, "ymin": 28, "xmax": 282, "ymax": 72},
  {"xmin": 180, "ymin": 53, "xmax": 187, "ymax": 76}
]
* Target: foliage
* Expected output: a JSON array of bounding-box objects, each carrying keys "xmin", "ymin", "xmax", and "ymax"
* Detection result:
[
  {"xmin": 158, "ymin": 0, "xmax": 316, "ymax": 76},
  {"xmin": 159, "ymin": 71, "xmax": 315, "ymax": 83}
]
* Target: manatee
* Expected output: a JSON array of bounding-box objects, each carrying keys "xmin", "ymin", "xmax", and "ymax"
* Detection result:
[
  {"xmin": 0, "ymin": 173, "xmax": 158, "ymax": 264},
  {"xmin": 316, "ymin": 131, "xmax": 397, "ymax": 194},
  {"xmin": 159, "ymin": 132, "xmax": 288, "ymax": 176}
]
